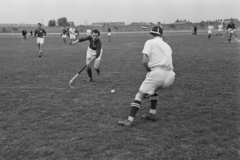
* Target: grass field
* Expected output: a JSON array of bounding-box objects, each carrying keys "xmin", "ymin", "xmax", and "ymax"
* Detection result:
[{"xmin": 1, "ymin": 33, "xmax": 240, "ymax": 160}]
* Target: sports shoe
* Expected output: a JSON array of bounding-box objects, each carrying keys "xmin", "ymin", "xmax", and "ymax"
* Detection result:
[
  {"xmin": 87, "ymin": 78, "xmax": 93, "ymax": 82},
  {"xmin": 141, "ymin": 113, "xmax": 157, "ymax": 121},
  {"xmin": 118, "ymin": 119, "xmax": 133, "ymax": 126}
]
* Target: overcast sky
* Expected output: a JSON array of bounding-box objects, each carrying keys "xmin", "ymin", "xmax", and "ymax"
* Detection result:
[{"xmin": 0, "ymin": 0, "xmax": 239, "ymax": 25}]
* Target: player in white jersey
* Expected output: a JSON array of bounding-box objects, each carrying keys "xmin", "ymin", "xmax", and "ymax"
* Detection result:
[
  {"xmin": 216, "ymin": 20, "xmax": 223, "ymax": 37},
  {"xmin": 207, "ymin": 23, "xmax": 214, "ymax": 39},
  {"xmin": 118, "ymin": 26, "xmax": 175, "ymax": 126},
  {"xmin": 69, "ymin": 22, "xmax": 77, "ymax": 44},
  {"xmin": 86, "ymin": 27, "xmax": 91, "ymax": 36}
]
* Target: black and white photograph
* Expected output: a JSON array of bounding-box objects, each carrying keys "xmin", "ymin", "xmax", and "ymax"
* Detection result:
[{"xmin": 1, "ymin": 0, "xmax": 240, "ymax": 159}]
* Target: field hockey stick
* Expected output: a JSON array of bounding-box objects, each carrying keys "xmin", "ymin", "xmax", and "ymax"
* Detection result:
[
  {"xmin": 68, "ymin": 57, "xmax": 96, "ymax": 88},
  {"xmin": 220, "ymin": 29, "xmax": 235, "ymax": 38}
]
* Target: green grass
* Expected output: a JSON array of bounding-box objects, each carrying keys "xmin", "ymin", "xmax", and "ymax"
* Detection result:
[{"xmin": 1, "ymin": 34, "xmax": 240, "ymax": 160}]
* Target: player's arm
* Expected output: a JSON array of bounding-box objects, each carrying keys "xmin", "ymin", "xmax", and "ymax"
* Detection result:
[
  {"xmin": 142, "ymin": 41, "xmax": 151, "ymax": 72},
  {"xmin": 72, "ymin": 35, "xmax": 91, "ymax": 45},
  {"xmin": 143, "ymin": 54, "xmax": 151, "ymax": 72}
]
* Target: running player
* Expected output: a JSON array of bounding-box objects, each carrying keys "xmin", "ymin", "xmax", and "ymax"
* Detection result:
[
  {"xmin": 60, "ymin": 27, "xmax": 68, "ymax": 44},
  {"xmin": 207, "ymin": 23, "xmax": 214, "ymax": 39},
  {"xmin": 216, "ymin": 20, "xmax": 223, "ymax": 37},
  {"xmin": 107, "ymin": 26, "xmax": 111, "ymax": 42},
  {"xmin": 227, "ymin": 19, "xmax": 237, "ymax": 43},
  {"xmin": 118, "ymin": 26, "xmax": 175, "ymax": 126},
  {"xmin": 156, "ymin": 22, "xmax": 167, "ymax": 43},
  {"xmin": 34, "ymin": 23, "xmax": 46, "ymax": 57},
  {"xmin": 22, "ymin": 29, "xmax": 27, "ymax": 41},
  {"xmin": 69, "ymin": 22, "xmax": 77, "ymax": 44},
  {"xmin": 72, "ymin": 29, "xmax": 102, "ymax": 82}
]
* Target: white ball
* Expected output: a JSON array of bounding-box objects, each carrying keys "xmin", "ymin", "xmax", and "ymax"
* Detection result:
[{"xmin": 111, "ymin": 90, "xmax": 115, "ymax": 93}]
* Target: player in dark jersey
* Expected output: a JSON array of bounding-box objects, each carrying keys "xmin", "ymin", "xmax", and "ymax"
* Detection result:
[
  {"xmin": 107, "ymin": 26, "xmax": 111, "ymax": 42},
  {"xmin": 22, "ymin": 30, "xmax": 27, "ymax": 41},
  {"xmin": 227, "ymin": 19, "xmax": 237, "ymax": 43},
  {"xmin": 60, "ymin": 27, "xmax": 68, "ymax": 44},
  {"xmin": 29, "ymin": 30, "xmax": 33, "ymax": 38},
  {"xmin": 156, "ymin": 22, "xmax": 167, "ymax": 43},
  {"xmin": 72, "ymin": 29, "xmax": 103, "ymax": 82},
  {"xmin": 34, "ymin": 23, "xmax": 47, "ymax": 57}
]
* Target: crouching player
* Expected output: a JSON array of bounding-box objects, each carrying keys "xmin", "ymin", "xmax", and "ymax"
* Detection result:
[
  {"xmin": 118, "ymin": 26, "xmax": 175, "ymax": 126},
  {"xmin": 72, "ymin": 29, "xmax": 102, "ymax": 82}
]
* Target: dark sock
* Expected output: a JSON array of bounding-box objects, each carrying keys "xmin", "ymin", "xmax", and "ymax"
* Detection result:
[
  {"xmin": 87, "ymin": 67, "xmax": 92, "ymax": 79},
  {"xmin": 150, "ymin": 92, "xmax": 158, "ymax": 110},
  {"xmin": 129, "ymin": 100, "xmax": 141, "ymax": 117},
  {"xmin": 95, "ymin": 68, "xmax": 100, "ymax": 75}
]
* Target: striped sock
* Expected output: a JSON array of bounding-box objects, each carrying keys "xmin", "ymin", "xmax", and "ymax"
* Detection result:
[{"xmin": 129, "ymin": 100, "xmax": 141, "ymax": 118}]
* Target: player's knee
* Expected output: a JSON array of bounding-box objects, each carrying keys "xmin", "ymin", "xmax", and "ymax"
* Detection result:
[
  {"xmin": 135, "ymin": 91, "xmax": 147, "ymax": 102},
  {"xmin": 87, "ymin": 66, "xmax": 91, "ymax": 70}
]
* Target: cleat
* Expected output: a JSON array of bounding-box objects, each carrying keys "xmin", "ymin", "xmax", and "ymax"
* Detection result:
[
  {"xmin": 38, "ymin": 55, "xmax": 41, "ymax": 57},
  {"xmin": 87, "ymin": 78, "xmax": 93, "ymax": 82},
  {"xmin": 118, "ymin": 119, "xmax": 133, "ymax": 126},
  {"xmin": 142, "ymin": 113, "xmax": 157, "ymax": 121}
]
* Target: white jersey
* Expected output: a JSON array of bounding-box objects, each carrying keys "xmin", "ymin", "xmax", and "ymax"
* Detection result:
[
  {"xmin": 218, "ymin": 24, "xmax": 223, "ymax": 31},
  {"xmin": 86, "ymin": 29, "xmax": 91, "ymax": 35},
  {"xmin": 69, "ymin": 27, "xmax": 76, "ymax": 35},
  {"xmin": 142, "ymin": 37, "xmax": 173, "ymax": 69},
  {"xmin": 208, "ymin": 25, "xmax": 214, "ymax": 31}
]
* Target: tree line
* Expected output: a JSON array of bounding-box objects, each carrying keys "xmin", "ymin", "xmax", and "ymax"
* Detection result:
[{"xmin": 48, "ymin": 17, "xmax": 73, "ymax": 27}]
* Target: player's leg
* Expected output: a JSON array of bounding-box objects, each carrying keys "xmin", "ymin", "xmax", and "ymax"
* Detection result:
[
  {"xmin": 86, "ymin": 56, "xmax": 94, "ymax": 82},
  {"xmin": 142, "ymin": 69, "xmax": 175, "ymax": 121},
  {"xmin": 93, "ymin": 50, "xmax": 102, "ymax": 75},
  {"xmin": 118, "ymin": 91, "xmax": 148, "ymax": 126},
  {"xmin": 228, "ymin": 33, "xmax": 233, "ymax": 43}
]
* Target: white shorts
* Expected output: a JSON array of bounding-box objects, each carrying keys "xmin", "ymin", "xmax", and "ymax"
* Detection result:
[
  {"xmin": 107, "ymin": 32, "xmax": 111, "ymax": 36},
  {"xmin": 70, "ymin": 34, "xmax": 76, "ymax": 40},
  {"xmin": 208, "ymin": 30, "xmax": 213, "ymax": 34},
  {"xmin": 86, "ymin": 47, "xmax": 103, "ymax": 60},
  {"xmin": 228, "ymin": 29, "xmax": 236, "ymax": 33},
  {"xmin": 140, "ymin": 67, "xmax": 175, "ymax": 95},
  {"xmin": 62, "ymin": 35, "xmax": 67, "ymax": 38},
  {"xmin": 37, "ymin": 37, "xmax": 44, "ymax": 44}
]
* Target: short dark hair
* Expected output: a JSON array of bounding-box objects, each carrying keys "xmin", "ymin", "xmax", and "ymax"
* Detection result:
[
  {"xmin": 92, "ymin": 29, "xmax": 100, "ymax": 36},
  {"xmin": 37, "ymin": 23, "xmax": 42, "ymax": 26}
]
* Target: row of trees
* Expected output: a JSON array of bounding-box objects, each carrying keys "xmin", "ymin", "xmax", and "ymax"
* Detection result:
[{"xmin": 48, "ymin": 17, "xmax": 73, "ymax": 27}]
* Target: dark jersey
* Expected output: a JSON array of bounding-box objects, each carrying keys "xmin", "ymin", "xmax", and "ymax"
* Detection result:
[
  {"xmin": 78, "ymin": 35, "xmax": 102, "ymax": 58},
  {"xmin": 108, "ymin": 27, "xmax": 111, "ymax": 32},
  {"xmin": 34, "ymin": 28, "xmax": 46, "ymax": 38},
  {"xmin": 156, "ymin": 26, "xmax": 163, "ymax": 35},
  {"xmin": 227, "ymin": 23, "xmax": 235, "ymax": 30},
  {"xmin": 62, "ymin": 29, "xmax": 67, "ymax": 35},
  {"xmin": 22, "ymin": 30, "xmax": 27, "ymax": 36}
]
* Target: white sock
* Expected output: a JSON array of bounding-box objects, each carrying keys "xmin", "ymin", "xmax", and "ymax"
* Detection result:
[
  {"xmin": 149, "ymin": 109, "xmax": 156, "ymax": 114},
  {"xmin": 128, "ymin": 116, "xmax": 134, "ymax": 122}
]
